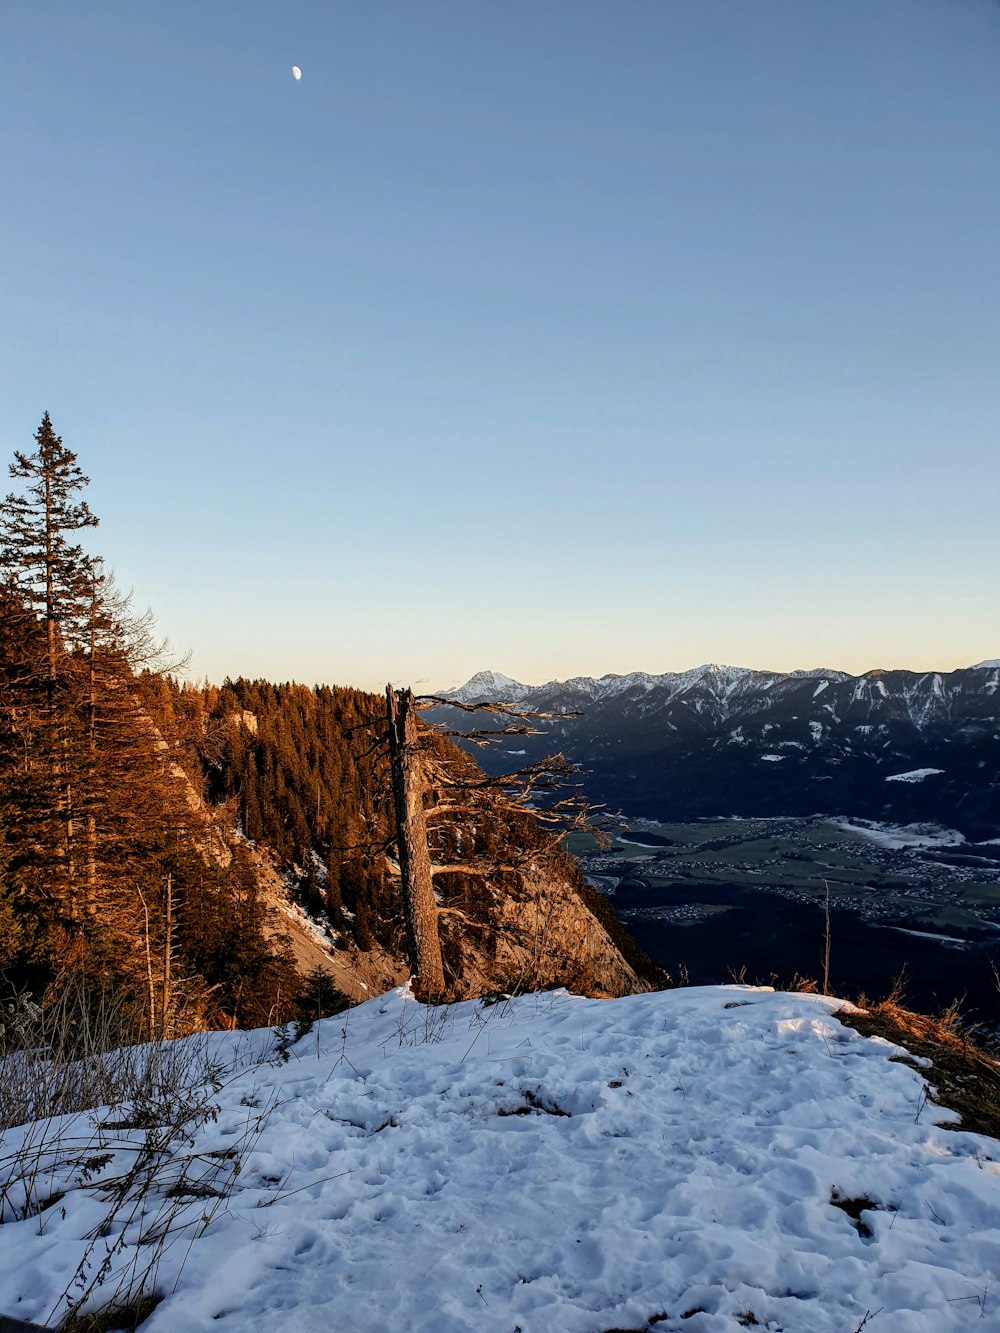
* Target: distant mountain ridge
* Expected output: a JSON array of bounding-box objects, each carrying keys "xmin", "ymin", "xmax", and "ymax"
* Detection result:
[
  {"xmin": 434, "ymin": 663, "xmax": 1000, "ymax": 838},
  {"xmin": 449, "ymin": 661, "xmax": 997, "ymax": 706}
]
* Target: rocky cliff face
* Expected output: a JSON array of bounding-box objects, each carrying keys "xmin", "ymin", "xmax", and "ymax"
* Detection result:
[
  {"xmin": 254, "ymin": 841, "xmax": 644, "ymax": 1002},
  {"xmin": 436, "ymin": 861, "xmax": 644, "ymax": 999}
]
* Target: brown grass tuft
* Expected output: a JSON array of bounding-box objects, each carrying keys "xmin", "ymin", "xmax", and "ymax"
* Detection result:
[
  {"xmin": 57, "ymin": 1293, "xmax": 161, "ymax": 1331},
  {"xmin": 836, "ymin": 985, "xmax": 1000, "ymax": 1142}
]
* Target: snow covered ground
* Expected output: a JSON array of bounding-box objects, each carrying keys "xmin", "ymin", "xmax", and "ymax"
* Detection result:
[
  {"xmin": 2, "ymin": 986, "xmax": 1000, "ymax": 1332},
  {"xmin": 834, "ymin": 819, "xmax": 966, "ymax": 850}
]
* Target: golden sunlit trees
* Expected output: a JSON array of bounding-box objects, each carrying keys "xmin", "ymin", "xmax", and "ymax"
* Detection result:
[{"xmin": 0, "ymin": 416, "xmax": 301, "ymax": 1031}]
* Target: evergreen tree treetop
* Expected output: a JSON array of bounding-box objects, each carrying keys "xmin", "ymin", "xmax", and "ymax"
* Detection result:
[{"xmin": 1, "ymin": 412, "xmax": 100, "ymax": 669}]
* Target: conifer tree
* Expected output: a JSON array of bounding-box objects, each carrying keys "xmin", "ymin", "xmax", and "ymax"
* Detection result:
[
  {"xmin": 1, "ymin": 412, "xmax": 99, "ymax": 692},
  {"xmin": 0, "ymin": 415, "xmax": 100, "ymax": 921},
  {"xmin": 0, "ymin": 820, "xmax": 25, "ymax": 969},
  {"xmin": 2, "ymin": 421, "xmax": 193, "ymax": 965}
]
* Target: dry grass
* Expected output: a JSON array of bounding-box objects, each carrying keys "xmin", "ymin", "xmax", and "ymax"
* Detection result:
[
  {"xmin": 57, "ymin": 1293, "xmax": 161, "ymax": 1331},
  {"xmin": 0, "ymin": 976, "xmax": 229, "ymax": 1134},
  {"xmin": 0, "ymin": 977, "xmax": 274, "ymax": 1331},
  {"xmin": 836, "ymin": 988, "xmax": 1000, "ymax": 1142}
]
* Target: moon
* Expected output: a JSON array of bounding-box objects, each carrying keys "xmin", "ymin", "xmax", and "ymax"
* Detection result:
[{"xmin": 291, "ymin": 65, "xmax": 302, "ymax": 81}]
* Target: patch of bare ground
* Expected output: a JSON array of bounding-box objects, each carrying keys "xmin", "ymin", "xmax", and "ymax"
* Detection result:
[{"xmin": 836, "ymin": 991, "xmax": 1000, "ymax": 1142}]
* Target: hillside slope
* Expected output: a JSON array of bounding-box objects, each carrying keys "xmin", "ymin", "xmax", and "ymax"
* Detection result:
[
  {"xmin": 3, "ymin": 986, "xmax": 999, "ymax": 1332},
  {"xmin": 252, "ymin": 835, "xmax": 644, "ymax": 1002},
  {"xmin": 201, "ymin": 679, "xmax": 651, "ymax": 1000}
]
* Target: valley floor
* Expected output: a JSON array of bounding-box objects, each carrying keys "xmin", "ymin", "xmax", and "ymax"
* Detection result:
[
  {"xmin": 578, "ymin": 816, "xmax": 1000, "ymax": 1029},
  {"xmin": 2, "ymin": 987, "xmax": 1000, "ymax": 1331}
]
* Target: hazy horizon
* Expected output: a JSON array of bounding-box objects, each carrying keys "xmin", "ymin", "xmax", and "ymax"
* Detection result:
[{"xmin": 2, "ymin": 0, "xmax": 998, "ymax": 691}]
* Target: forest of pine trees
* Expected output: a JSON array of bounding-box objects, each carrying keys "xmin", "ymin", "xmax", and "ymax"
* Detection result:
[
  {"xmin": 199, "ymin": 676, "xmax": 662, "ymax": 989},
  {"xmin": 203, "ymin": 677, "xmax": 397, "ymax": 950},
  {"xmin": 200, "ymin": 675, "xmax": 543, "ymax": 964},
  {"xmin": 0, "ymin": 415, "xmax": 300, "ymax": 1030}
]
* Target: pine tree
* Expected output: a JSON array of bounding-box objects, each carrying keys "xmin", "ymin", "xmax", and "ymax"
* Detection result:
[
  {"xmin": 0, "ymin": 422, "xmax": 320, "ymax": 1025},
  {"xmin": 376, "ymin": 685, "xmax": 601, "ymax": 999},
  {"xmin": 295, "ymin": 967, "xmax": 350, "ymax": 1023},
  {"xmin": 0, "ymin": 415, "xmax": 100, "ymax": 922},
  {"xmin": 1, "ymin": 420, "xmax": 190, "ymax": 966},
  {"xmin": 2, "ymin": 412, "xmax": 99, "ymax": 692},
  {"xmin": 0, "ymin": 820, "xmax": 26, "ymax": 969}
]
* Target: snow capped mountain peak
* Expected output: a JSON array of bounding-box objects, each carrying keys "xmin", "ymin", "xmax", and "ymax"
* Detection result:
[
  {"xmin": 972, "ymin": 659, "xmax": 1000, "ymax": 670},
  {"xmin": 447, "ymin": 663, "xmax": 997, "ymax": 720},
  {"xmin": 448, "ymin": 670, "xmax": 529, "ymax": 704},
  {"xmin": 788, "ymin": 667, "xmax": 852, "ymax": 681},
  {"xmin": 597, "ymin": 670, "xmax": 659, "ymax": 697}
]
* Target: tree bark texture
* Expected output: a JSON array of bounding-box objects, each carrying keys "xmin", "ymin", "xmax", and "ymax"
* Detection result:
[
  {"xmin": 386, "ymin": 685, "xmax": 445, "ymax": 999},
  {"xmin": 162, "ymin": 873, "xmax": 173, "ymax": 1038}
]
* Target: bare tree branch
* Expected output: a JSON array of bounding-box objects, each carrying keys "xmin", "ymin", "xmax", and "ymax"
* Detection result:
[
  {"xmin": 415, "ymin": 694, "xmax": 581, "ymax": 721},
  {"xmin": 425, "ymin": 753, "xmax": 583, "ymax": 792},
  {"xmin": 331, "ymin": 833, "xmax": 397, "ymax": 860},
  {"xmin": 432, "ymin": 723, "xmax": 546, "ymax": 747},
  {"xmin": 430, "ymin": 863, "xmax": 519, "ymax": 877},
  {"xmin": 435, "ymin": 906, "xmax": 491, "ymax": 929},
  {"xmin": 347, "ymin": 684, "xmax": 612, "ymax": 998}
]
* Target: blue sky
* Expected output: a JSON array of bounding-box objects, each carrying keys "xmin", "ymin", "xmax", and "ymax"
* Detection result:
[{"xmin": 1, "ymin": 0, "xmax": 998, "ymax": 691}]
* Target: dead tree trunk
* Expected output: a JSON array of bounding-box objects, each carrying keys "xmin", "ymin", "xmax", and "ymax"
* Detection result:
[
  {"xmin": 385, "ymin": 684, "xmax": 445, "ymax": 1000},
  {"xmin": 162, "ymin": 873, "xmax": 173, "ymax": 1038},
  {"xmin": 138, "ymin": 886, "xmax": 156, "ymax": 1037}
]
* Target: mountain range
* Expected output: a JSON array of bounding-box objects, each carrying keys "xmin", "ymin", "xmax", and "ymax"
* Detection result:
[{"xmin": 435, "ymin": 663, "xmax": 1000, "ymax": 838}]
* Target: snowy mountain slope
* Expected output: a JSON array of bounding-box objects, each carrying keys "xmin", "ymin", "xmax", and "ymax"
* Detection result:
[
  {"xmin": 436, "ymin": 666, "xmax": 1000, "ymax": 836},
  {"xmin": 449, "ymin": 664, "xmax": 1000, "ymax": 732},
  {"xmin": 449, "ymin": 669, "xmax": 531, "ymax": 704},
  {"xmin": 3, "ymin": 986, "xmax": 999, "ymax": 1332}
]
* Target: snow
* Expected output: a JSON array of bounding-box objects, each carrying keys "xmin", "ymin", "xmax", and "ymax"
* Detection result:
[
  {"xmin": 834, "ymin": 819, "xmax": 966, "ymax": 849},
  {"xmin": 885, "ymin": 768, "xmax": 945, "ymax": 784},
  {"xmin": 449, "ymin": 670, "xmax": 529, "ymax": 704},
  {"xmin": 790, "ymin": 668, "xmax": 851, "ymax": 682},
  {"xmin": 891, "ymin": 928, "xmax": 970, "ymax": 947},
  {"xmin": 452, "ymin": 664, "xmax": 850, "ymax": 711},
  {"xmin": 584, "ymin": 873, "xmax": 621, "ymax": 895},
  {"xmin": 5, "ymin": 987, "xmax": 999, "ymax": 1332},
  {"xmin": 595, "ymin": 671, "xmax": 659, "ymax": 697},
  {"xmin": 972, "ymin": 659, "xmax": 1000, "ymax": 669},
  {"xmin": 277, "ymin": 886, "xmax": 343, "ymax": 949}
]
